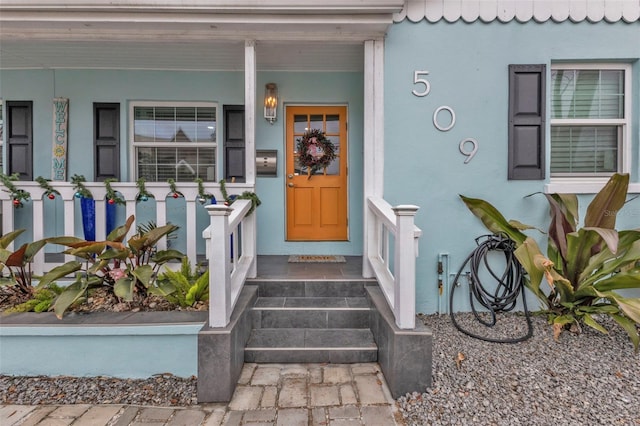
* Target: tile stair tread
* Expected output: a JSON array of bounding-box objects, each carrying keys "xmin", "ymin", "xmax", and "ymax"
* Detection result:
[
  {"xmin": 253, "ymin": 296, "xmax": 370, "ymax": 309},
  {"xmin": 245, "ymin": 328, "xmax": 377, "ymax": 349}
]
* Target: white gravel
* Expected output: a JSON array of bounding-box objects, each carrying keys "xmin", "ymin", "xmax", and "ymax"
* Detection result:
[{"xmin": 397, "ymin": 313, "xmax": 640, "ymax": 426}]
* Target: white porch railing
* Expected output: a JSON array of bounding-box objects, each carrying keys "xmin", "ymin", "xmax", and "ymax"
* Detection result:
[
  {"xmin": 202, "ymin": 200, "xmax": 256, "ymax": 327},
  {"xmin": 0, "ymin": 180, "xmax": 253, "ymax": 275},
  {"xmin": 366, "ymin": 197, "xmax": 422, "ymax": 329}
]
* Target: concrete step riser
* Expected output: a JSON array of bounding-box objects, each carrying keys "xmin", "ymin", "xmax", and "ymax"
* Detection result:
[{"xmin": 245, "ymin": 349, "xmax": 377, "ymax": 363}]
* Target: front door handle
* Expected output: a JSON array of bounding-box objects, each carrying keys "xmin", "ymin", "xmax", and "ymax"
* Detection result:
[
  {"xmin": 287, "ymin": 182, "xmax": 294, "ymax": 188},
  {"xmin": 287, "ymin": 174, "xmax": 294, "ymax": 179}
]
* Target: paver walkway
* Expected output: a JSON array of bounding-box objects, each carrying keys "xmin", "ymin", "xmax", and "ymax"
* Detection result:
[{"xmin": 0, "ymin": 363, "xmax": 403, "ymax": 425}]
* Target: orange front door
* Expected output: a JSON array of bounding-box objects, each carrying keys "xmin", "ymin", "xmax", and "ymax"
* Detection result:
[{"xmin": 286, "ymin": 106, "xmax": 348, "ymax": 241}]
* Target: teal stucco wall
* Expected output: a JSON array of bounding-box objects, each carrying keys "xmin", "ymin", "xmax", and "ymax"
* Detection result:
[
  {"xmin": 0, "ymin": 69, "xmax": 364, "ymax": 256},
  {"xmin": 384, "ymin": 20, "xmax": 640, "ymax": 314}
]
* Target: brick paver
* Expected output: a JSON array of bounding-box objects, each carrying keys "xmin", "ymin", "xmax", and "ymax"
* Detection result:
[{"xmin": 2, "ymin": 363, "xmax": 401, "ymax": 426}]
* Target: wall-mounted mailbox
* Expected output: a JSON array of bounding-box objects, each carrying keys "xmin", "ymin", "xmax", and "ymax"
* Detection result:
[{"xmin": 256, "ymin": 150, "xmax": 277, "ymax": 177}]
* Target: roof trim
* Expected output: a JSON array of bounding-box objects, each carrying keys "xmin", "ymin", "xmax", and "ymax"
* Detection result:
[
  {"xmin": 0, "ymin": 0, "xmax": 405, "ymax": 14},
  {"xmin": 394, "ymin": 0, "xmax": 640, "ymax": 24}
]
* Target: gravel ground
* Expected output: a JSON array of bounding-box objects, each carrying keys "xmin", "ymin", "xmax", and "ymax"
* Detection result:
[
  {"xmin": 1, "ymin": 312, "xmax": 638, "ymax": 426},
  {"xmin": 0, "ymin": 374, "xmax": 197, "ymax": 406},
  {"xmin": 398, "ymin": 313, "xmax": 640, "ymax": 426}
]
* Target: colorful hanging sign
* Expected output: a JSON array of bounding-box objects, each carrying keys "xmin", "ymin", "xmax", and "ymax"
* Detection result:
[{"xmin": 52, "ymin": 97, "xmax": 69, "ymax": 181}]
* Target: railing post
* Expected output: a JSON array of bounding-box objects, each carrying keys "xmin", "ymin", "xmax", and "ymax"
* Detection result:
[
  {"xmin": 392, "ymin": 204, "xmax": 419, "ymax": 329},
  {"xmin": 205, "ymin": 204, "xmax": 233, "ymax": 327}
]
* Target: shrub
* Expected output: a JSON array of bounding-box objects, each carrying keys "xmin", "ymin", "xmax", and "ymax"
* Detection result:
[{"xmin": 461, "ymin": 173, "xmax": 640, "ymax": 351}]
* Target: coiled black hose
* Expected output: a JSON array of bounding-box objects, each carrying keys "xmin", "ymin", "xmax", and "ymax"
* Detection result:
[{"xmin": 449, "ymin": 234, "xmax": 533, "ymax": 343}]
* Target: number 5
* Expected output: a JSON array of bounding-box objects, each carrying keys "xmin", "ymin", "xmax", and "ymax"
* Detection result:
[{"xmin": 412, "ymin": 70, "xmax": 431, "ymax": 97}]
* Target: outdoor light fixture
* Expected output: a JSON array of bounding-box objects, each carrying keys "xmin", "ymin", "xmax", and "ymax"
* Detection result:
[{"xmin": 264, "ymin": 83, "xmax": 278, "ymax": 124}]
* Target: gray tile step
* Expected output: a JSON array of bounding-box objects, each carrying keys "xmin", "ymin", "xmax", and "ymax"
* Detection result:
[
  {"xmin": 252, "ymin": 297, "xmax": 371, "ymax": 329},
  {"xmin": 244, "ymin": 328, "xmax": 377, "ymax": 363},
  {"xmin": 247, "ymin": 280, "xmax": 373, "ymax": 298}
]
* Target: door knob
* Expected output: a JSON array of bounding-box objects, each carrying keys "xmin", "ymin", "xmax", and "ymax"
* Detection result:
[
  {"xmin": 287, "ymin": 182, "xmax": 294, "ymax": 188},
  {"xmin": 287, "ymin": 174, "xmax": 294, "ymax": 179}
]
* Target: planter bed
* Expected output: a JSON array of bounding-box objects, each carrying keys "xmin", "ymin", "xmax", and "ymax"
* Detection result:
[{"xmin": 0, "ymin": 311, "xmax": 207, "ymax": 379}]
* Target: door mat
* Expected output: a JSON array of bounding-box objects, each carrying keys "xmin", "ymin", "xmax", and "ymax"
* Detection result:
[{"xmin": 288, "ymin": 255, "xmax": 346, "ymax": 263}]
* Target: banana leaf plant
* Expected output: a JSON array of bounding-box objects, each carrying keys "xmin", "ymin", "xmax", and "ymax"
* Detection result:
[
  {"xmin": 40, "ymin": 215, "xmax": 184, "ymax": 318},
  {"xmin": 461, "ymin": 173, "xmax": 640, "ymax": 351},
  {"xmin": 0, "ymin": 229, "xmax": 49, "ymax": 294}
]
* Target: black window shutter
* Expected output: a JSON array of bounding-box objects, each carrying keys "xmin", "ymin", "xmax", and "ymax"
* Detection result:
[
  {"xmin": 508, "ymin": 64, "xmax": 546, "ymax": 180},
  {"xmin": 94, "ymin": 103, "xmax": 120, "ymax": 181},
  {"xmin": 7, "ymin": 101, "xmax": 33, "ymax": 180},
  {"xmin": 224, "ymin": 105, "xmax": 245, "ymax": 182}
]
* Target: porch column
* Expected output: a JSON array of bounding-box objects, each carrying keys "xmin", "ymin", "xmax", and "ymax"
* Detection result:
[
  {"xmin": 245, "ymin": 40, "xmax": 256, "ymax": 186},
  {"xmin": 363, "ymin": 38, "xmax": 385, "ymax": 278},
  {"xmin": 244, "ymin": 40, "xmax": 257, "ymax": 277}
]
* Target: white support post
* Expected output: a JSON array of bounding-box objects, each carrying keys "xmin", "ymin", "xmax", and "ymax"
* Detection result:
[
  {"xmin": 32, "ymin": 198, "xmax": 45, "ymax": 275},
  {"xmin": 245, "ymin": 40, "xmax": 256, "ymax": 186},
  {"xmin": 205, "ymin": 204, "xmax": 233, "ymax": 328},
  {"xmin": 363, "ymin": 38, "xmax": 385, "ymax": 278},
  {"xmin": 392, "ymin": 205, "xmax": 419, "ymax": 329},
  {"xmin": 185, "ymin": 199, "xmax": 197, "ymax": 264},
  {"xmin": 244, "ymin": 209, "xmax": 257, "ymax": 278}
]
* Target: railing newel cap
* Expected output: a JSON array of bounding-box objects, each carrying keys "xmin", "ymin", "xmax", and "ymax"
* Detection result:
[{"xmin": 392, "ymin": 204, "xmax": 419, "ymax": 215}]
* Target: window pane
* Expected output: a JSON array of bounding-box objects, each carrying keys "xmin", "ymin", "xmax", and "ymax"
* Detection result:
[
  {"xmin": 134, "ymin": 107, "xmax": 155, "ymax": 142},
  {"xmin": 551, "ymin": 126, "xmax": 618, "ymax": 174},
  {"xmin": 326, "ymin": 115, "xmax": 340, "ymax": 134},
  {"xmin": 294, "ymin": 115, "xmax": 308, "ymax": 134},
  {"xmin": 551, "ymin": 69, "xmax": 624, "ymax": 119},
  {"xmin": 175, "ymin": 107, "xmax": 195, "ymax": 142},
  {"xmin": 309, "ymin": 115, "xmax": 323, "ymax": 132},
  {"xmin": 132, "ymin": 103, "xmax": 217, "ymax": 181}
]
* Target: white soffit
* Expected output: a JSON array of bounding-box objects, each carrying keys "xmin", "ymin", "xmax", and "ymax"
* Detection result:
[
  {"xmin": 395, "ymin": 0, "xmax": 640, "ymax": 23},
  {"xmin": 0, "ymin": 40, "xmax": 364, "ymax": 71}
]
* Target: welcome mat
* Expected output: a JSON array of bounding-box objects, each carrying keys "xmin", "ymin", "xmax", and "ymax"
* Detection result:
[{"xmin": 288, "ymin": 255, "xmax": 346, "ymax": 263}]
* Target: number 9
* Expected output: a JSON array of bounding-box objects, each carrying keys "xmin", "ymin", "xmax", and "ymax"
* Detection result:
[
  {"xmin": 412, "ymin": 70, "xmax": 430, "ymax": 97},
  {"xmin": 459, "ymin": 138, "xmax": 478, "ymax": 163}
]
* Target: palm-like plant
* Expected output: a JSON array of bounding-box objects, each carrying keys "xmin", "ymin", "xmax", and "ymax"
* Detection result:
[{"xmin": 461, "ymin": 173, "xmax": 640, "ymax": 351}]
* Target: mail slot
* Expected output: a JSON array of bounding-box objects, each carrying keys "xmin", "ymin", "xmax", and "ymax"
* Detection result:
[{"xmin": 256, "ymin": 150, "xmax": 277, "ymax": 177}]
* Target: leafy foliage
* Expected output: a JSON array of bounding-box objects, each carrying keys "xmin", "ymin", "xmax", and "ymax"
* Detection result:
[
  {"xmin": 0, "ymin": 230, "xmax": 48, "ymax": 294},
  {"xmin": 46, "ymin": 215, "xmax": 184, "ymax": 318},
  {"xmin": 4, "ymin": 283, "xmax": 64, "ymax": 313},
  {"xmin": 154, "ymin": 257, "xmax": 209, "ymax": 307},
  {"xmin": 461, "ymin": 173, "xmax": 640, "ymax": 351}
]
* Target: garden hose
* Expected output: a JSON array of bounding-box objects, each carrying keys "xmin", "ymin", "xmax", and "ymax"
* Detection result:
[{"xmin": 449, "ymin": 234, "xmax": 533, "ymax": 343}]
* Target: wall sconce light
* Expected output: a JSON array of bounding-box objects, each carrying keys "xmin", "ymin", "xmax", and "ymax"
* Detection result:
[{"xmin": 264, "ymin": 83, "xmax": 278, "ymax": 124}]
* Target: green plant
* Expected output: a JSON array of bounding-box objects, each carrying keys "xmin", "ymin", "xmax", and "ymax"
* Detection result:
[
  {"xmin": 71, "ymin": 174, "xmax": 93, "ymax": 199},
  {"xmin": 154, "ymin": 257, "xmax": 209, "ymax": 307},
  {"xmin": 219, "ymin": 179, "xmax": 261, "ymax": 214},
  {"xmin": 4, "ymin": 283, "xmax": 64, "ymax": 313},
  {"xmin": 0, "ymin": 230, "xmax": 48, "ymax": 294},
  {"xmin": 194, "ymin": 178, "xmax": 214, "ymax": 204},
  {"xmin": 42, "ymin": 215, "xmax": 184, "ymax": 318},
  {"xmin": 104, "ymin": 178, "xmax": 125, "ymax": 205},
  {"xmin": 1, "ymin": 173, "xmax": 30, "ymax": 208},
  {"xmin": 136, "ymin": 178, "xmax": 154, "ymax": 202},
  {"xmin": 36, "ymin": 176, "xmax": 61, "ymax": 200},
  {"xmin": 461, "ymin": 173, "xmax": 640, "ymax": 351}
]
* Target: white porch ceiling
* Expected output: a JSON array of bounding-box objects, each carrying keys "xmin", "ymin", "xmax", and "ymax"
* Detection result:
[
  {"xmin": 0, "ymin": 1, "xmax": 400, "ymax": 71},
  {"xmin": 0, "ymin": 40, "xmax": 365, "ymax": 72}
]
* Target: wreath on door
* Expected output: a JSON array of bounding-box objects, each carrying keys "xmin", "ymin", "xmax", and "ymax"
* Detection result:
[{"xmin": 296, "ymin": 129, "xmax": 337, "ymax": 176}]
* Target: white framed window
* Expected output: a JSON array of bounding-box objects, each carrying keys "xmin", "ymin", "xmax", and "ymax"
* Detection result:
[
  {"xmin": 129, "ymin": 101, "xmax": 217, "ymax": 182},
  {"xmin": 549, "ymin": 64, "xmax": 631, "ymax": 190}
]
